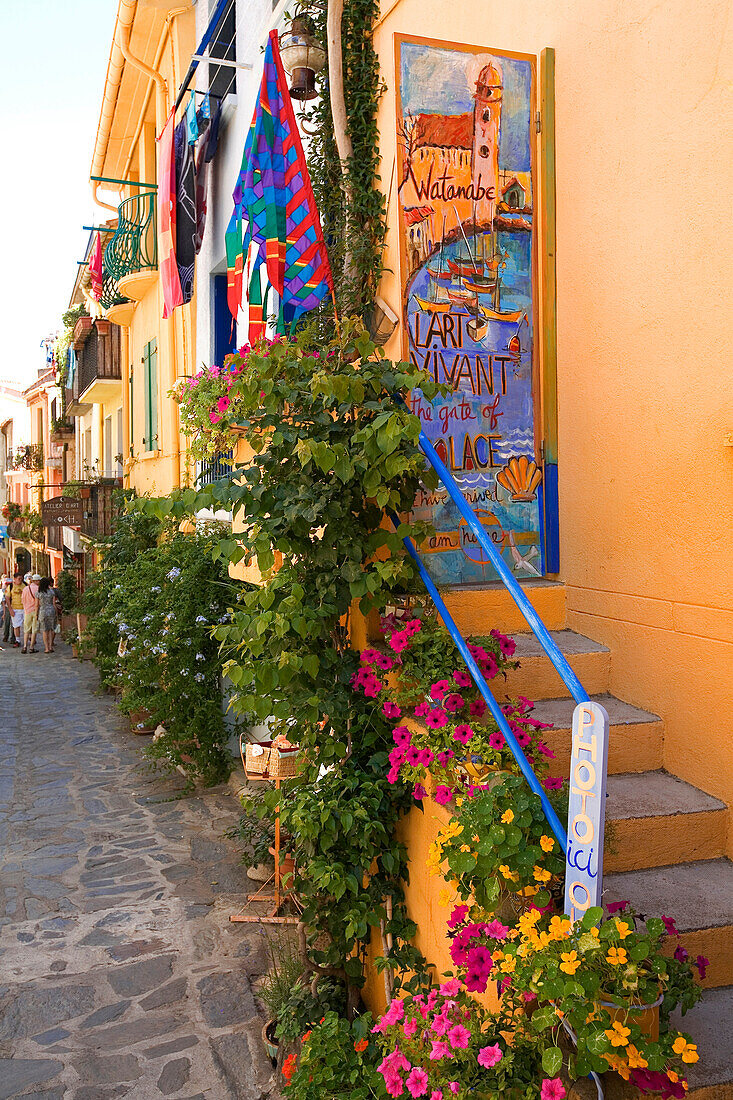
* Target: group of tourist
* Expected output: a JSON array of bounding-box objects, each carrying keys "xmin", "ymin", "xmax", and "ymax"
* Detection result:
[{"xmin": 0, "ymin": 570, "xmax": 62, "ymax": 654}]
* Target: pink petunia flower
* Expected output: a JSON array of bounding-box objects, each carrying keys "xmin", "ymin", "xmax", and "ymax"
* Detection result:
[
  {"xmin": 488, "ymin": 731, "xmax": 506, "ymax": 751},
  {"xmin": 543, "ymin": 777, "xmax": 563, "ymax": 791},
  {"xmin": 406, "ymin": 1067, "xmax": 430, "ymax": 1097},
  {"xmin": 209, "ymin": 411, "xmax": 222, "ymax": 424},
  {"xmin": 439, "ymin": 979, "xmax": 461, "ymax": 997},
  {"xmin": 414, "ymin": 702, "xmax": 430, "ymax": 718},
  {"xmin": 361, "ymin": 649, "xmax": 381, "ymax": 664},
  {"xmin": 430, "ymin": 1092, "xmax": 443, "ymax": 1100},
  {"xmin": 383, "ymin": 701, "xmax": 402, "ymax": 719},
  {"xmin": 425, "ymin": 708, "xmax": 448, "ymax": 729},
  {"xmin": 444, "ymin": 693, "xmax": 465, "ymax": 713},
  {"xmin": 430, "ymin": 680, "xmax": 452, "ymax": 701},
  {"xmin": 374, "ymin": 652, "xmax": 395, "ymax": 671},
  {"xmin": 429, "ymin": 1040, "xmax": 452, "ymax": 1061},
  {"xmin": 453, "ymin": 670, "xmax": 472, "ymax": 688},
  {"xmin": 414, "ymin": 784, "xmax": 426, "ymax": 800},
  {"xmin": 419, "ymin": 748, "xmax": 434, "ymax": 767},
  {"xmin": 453, "ymin": 724, "xmax": 474, "ymax": 745},
  {"xmin": 485, "ymin": 919, "xmax": 509, "ymax": 940},
  {"xmin": 217, "ymin": 395, "xmax": 230, "ymax": 413},
  {"xmin": 403, "ymin": 1017, "xmax": 419, "ymax": 1038},
  {"xmin": 393, "ymin": 726, "xmax": 412, "ymax": 747},
  {"xmin": 405, "ymin": 744, "xmax": 423, "ymax": 767},
  {"xmin": 449, "ymin": 1083, "xmax": 460, "ymax": 1094},
  {"xmin": 447, "ymin": 904, "xmax": 468, "ymax": 929},
  {"xmin": 478, "ymin": 1044, "xmax": 503, "ymax": 1068},
  {"xmin": 606, "ymin": 900, "xmax": 629, "ymax": 914},
  {"xmin": 537, "ymin": 742, "xmax": 556, "ymax": 758},
  {"xmin": 447, "ymin": 1024, "xmax": 471, "ymax": 1050},
  {"xmin": 389, "ymin": 631, "xmax": 411, "ymax": 654},
  {"xmin": 436, "ymin": 750, "xmax": 455, "ymax": 768},
  {"xmin": 661, "ymin": 915, "xmax": 679, "ymax": 937},
  {"xmin": 434, "ymin": 785, "xmax": 453, "ymax": 806},
  {"xmin": 469, "ymin": 698, "xmax": 487, "ymax": 717},
  {"xmin": 540, "ymin": 1080, "xmax": 566, "ymax": 1100},
  {"xmin": 695, "ymin": 955, "xmax": 709, "ymax": 978}
]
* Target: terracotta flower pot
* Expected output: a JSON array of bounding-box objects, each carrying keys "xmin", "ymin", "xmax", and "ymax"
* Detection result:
[
  {"xmin": 598, "ymin": 992, "xmax": 663, "ymax": 1041},
  {"xmin": 269, "ymin": 846, "xmax": 296, "ymax": 892}
]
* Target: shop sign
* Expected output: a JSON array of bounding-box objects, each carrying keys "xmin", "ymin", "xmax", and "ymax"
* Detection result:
[
  {"xmin": 564, "ymin": 701, "xmax": 609, "ymax": 923},
  {"xmin": 42, "ymin": 496, "xmax": 83, "ymax": 528}
]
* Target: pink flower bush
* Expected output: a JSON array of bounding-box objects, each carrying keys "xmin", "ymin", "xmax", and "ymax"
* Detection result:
[{"xmin": 478, "ymin": 1044, "xmax": 503, "ymax": 1068}]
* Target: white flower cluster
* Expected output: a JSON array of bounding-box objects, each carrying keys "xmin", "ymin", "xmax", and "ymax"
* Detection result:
[{"xmin": 167, "ymin": 568, "xmax": 181, "ymax": 581}]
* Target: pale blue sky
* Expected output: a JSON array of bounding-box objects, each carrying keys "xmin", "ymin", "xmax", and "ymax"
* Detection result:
[{"xmin": 0, "ymin": 0, "xmax": 119, "ymax": 386}]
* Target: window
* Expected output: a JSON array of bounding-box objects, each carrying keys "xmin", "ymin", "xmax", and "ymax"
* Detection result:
[
  {"xmin": 209, "ymin": 0, "xmax": 236, "ymax": 100},
  {"xmin": 213, "ymin": 274, "xmax": 236, "ymax": 366},
  {"xmin": 143, "ymin": 338, "xmax": 158, "ymax": 451}
]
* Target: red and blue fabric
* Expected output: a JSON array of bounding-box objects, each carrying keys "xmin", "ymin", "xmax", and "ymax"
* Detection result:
[{"xmin": 225, "ymin": 30, "xmax": 333, "ymax": 342}]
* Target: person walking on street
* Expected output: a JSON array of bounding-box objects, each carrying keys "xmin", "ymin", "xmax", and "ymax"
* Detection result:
[
  {"xmin": 21, "ymin": 573, "xmax": 40, "ymax": 653},
  {"xmin": 37, "ymin": 578, "xmax": 58, "ymax": 655},
  {"xmin": 9, "ymin": 573, "xmax": 25, "ymax": 647},
  {"xmin": 1, "ymin": 577, "xmax": 12, "ymax": 644}
]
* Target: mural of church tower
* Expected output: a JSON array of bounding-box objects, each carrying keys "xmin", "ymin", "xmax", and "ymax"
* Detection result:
[{"xmin": 471, "ymin": 61, "xmax": 503, "ymax": 220}]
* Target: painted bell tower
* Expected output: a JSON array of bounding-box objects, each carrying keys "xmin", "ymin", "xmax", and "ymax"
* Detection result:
[{"xmin": 472, "ymin": 61, "xmax": 502, "ymax": 221}]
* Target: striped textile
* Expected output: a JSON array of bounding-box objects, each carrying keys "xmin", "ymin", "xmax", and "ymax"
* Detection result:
[{"xmin": 225, "ymin": 30, "xmax": 333, "ymax": 342}]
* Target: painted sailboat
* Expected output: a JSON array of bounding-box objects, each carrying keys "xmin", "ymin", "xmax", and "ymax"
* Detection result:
[
  {"xmin": 426, "ymin": 216, "xmax": 451, "ymax": 282},
  {"xmin": 415, "ymin": 278, "xmax": 452, "ymax": 313}
]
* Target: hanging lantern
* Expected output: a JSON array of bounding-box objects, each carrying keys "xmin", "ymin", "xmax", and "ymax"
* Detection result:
[{"xmin": 279, "ymin": 18, "xmax": 326, "ymax": 101}]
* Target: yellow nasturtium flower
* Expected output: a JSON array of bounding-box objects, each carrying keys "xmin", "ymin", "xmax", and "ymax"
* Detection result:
[
  {"xmin": 672, "ymin": 1038, "xmax": 699, "ymax": 1064},
  {"xmin": 605, "ymin": 1022, "xmax": 631, "ymax": 1047},
  {"xmin": 615, "ymin": 920, "xmax": 632, "ymax": 940},
  {"xmin": 560, "ymin": 950, "xmax": 581, "ymax": 975},
  {"xmin": 626, "ymin": 1045, "xmax": 649, "ymax": 1069},
  {"xmin": 540, "ymin": 835, "xmax": 555, "ymax": 852},
  {"xmin": 532, "ymin": 865, "xmax": 552, "ymax": 884},
  {"xmin": 606, "ymin": 947, "xmax": 628, "ymax": 966},
  {"xmin": 501, "ymin": 809, "xmax": 514, "ymax": 824}
]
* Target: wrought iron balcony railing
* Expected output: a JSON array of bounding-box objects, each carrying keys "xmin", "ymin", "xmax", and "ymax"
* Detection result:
[
  {"xmin": 105, "ymin": 191, "xmax": 158, "ymax": 283},
  {"xmin": 99, "ymin": 262, "xmax": 129, "ymax": 312},
  {"xmin": 198, "ymin": 449, "xmax": 234, "ymax": 486},
  {"xmin": 10, "ymin": 444, "xmax": 44, "ymax": 471}
]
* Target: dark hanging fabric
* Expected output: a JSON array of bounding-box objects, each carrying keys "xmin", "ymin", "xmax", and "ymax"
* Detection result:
[
  {"xmin": 174, "ymin": 117, "xmax": 197, "ymax": 302},
  {"xmin": 194, "ymin": 99, "xmax": 223, "ymax": 253}
]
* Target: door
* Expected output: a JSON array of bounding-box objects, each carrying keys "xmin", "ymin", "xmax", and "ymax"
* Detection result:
[{"xmin": 396, "ymin": 35, "xmax": 544, "ymax": 586}]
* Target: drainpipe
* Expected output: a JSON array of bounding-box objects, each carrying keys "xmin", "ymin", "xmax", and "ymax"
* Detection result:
[{"xmin": 117, "ymin": 1, "xmax": 169, "ymax": 128}]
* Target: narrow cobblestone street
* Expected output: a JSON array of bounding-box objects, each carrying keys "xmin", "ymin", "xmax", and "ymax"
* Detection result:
[{"xmin": 0, "ymin": 643, "xmax": 277, "ymax": 1099}]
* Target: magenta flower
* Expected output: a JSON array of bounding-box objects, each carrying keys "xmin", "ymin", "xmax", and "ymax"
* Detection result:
[
  {"xmin": 661, "ymin": 915, "xmax": 679, "ymax": 937},
  {"xmin": 425, "ymin": 708, "xmax": 448, "ymax": 729},
  {"xmin": 541, "ymin": 1080, "xmax": 566, "ymax": 1100},
  {"xmin": 389, "ymin": 630, "xmax": 411, "ymax": 654},
  {"xmin": 403, "ymin": 1017, "xmax": 419, "ymax": 1038},
  {"xmin": 469, "ymin": 698, "xmax": 487, "ymax": 717},
  {"xmin": 383, "ymin": 701, "xmax": 402, "ymax": 719},
  {"xmin": 543, "ymin": 776, "xmax": 563, "ymax": 791},
  {"xmin": 419, "ymin": 748, "xmax": 434, "ymax": 767},
  {"xmin": 480, "ymin": 653, "xmax": 499, "ymax": 678},
  {"xmin": 406, "ymin": 1067, "xmax": 430, "ymax": 1097},
  {"xmin": 404, "ymin": 618, "xmax": 422, "ymax": 636},
  {"xmin": 387, "ymin": 767, "xmax": 400, "ymax": 784},
  {"xmin": 405, "ymin": 744, "xmax": 423, "ymax": 767},
  {"xmin": 537, "ymin": 742, "xmax": 556, "ymax": 758},
  {"xmin": 447, "ymin": 904, "xmax": 468, "ymax": 929},
  {"xmin": 361, "ymin": 648, "xmax": 381, "ymax": 664},
  {"xmin": 363, "ymin": 677, "xmax": 383, "ymax": 698},
  {"xmin": 606, "ymin": 900, "xmax": 629, "ymax": 914},
  {"xmin": 209, "ymin": 411, "xmax": 222, "ymax": 425},
  {"xmin": 447, "ymin": 1024, "xmax": 471, "ymax": 1050},
  {"xmin": 414, "ymin": 701, "xmax": 430, "ymax": 717},
  {"xmin": 453, "ymin": 670, "xmax": 472, "ymax": 687},
  {"xmin": 393, "ymin": 725, "xmax": 411, "ymax": 747},
  {"xmin": 488, "ymin": 731, "xmax": 506, "ymax": 751},
  {"xmin": 414, "ymin": 784, "xmax": 426, "ymax": 800},
  {"xmin": 695, "ymin": 954, "xmax": 709, "ymax": 978},
  {"xmin": 449, "ymin": 1085, "xmax": 460, "ymax": 1096},
  {"xmin": 436, "ymin": 750, "xmax": 454, "ymax": 768},
  {"xmin": 375, "ymin": 652, "xmax": 395, "ymax": 670},
  {"xmin": 430, "ymin": 1092, "xmax": 443, "ymax": 1100},
  {"xmin": 516, "ymin": 729, "xmax": 532, "ymax": 748},
  {"xmin": 453, "ymin": 724, "xmax": 474, "ymax": 745},
  {"xmin": 217, "ymin": 395, "xmax": 230, "ymax": 413},
  {"xmin": 430, "ymin": 680, "xmax": 452, "ymax": 701},
  {"xmin": 429, "ymin": 1040, "xmax": 452, "ymax": 1061},
  {"xmin": 491, "ymin": 628, "xmax": 516, "ymax": 657},
  {"xmin": 485, "ymin": 919, "xmax": 509, "ymax": 940},
  {"xmin": 439, "ymin": 979, "xmax": 461, "ymax": 997},
  {"xmin": 434, "ymin": 785, "xmax": 453, "ymax": 806},
  {"xmin": 444, "ymin": 693, "xmax": 465, "ymax": 713},
  {"xmin": 388, "ymin": 747, "xmax": 405, "ymax": 768},
  {"xmin": 478, "ymin": 1043, "xmax": 503, "ymax": 1068},
  {"xmin": 674, "ymin": 945, "xmax": 689, "ymax": 962}
]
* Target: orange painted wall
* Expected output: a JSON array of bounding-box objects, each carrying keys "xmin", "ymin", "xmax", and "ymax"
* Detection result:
[{"xmin": 372, "ymin": 1, "xmax": 733, "ymax": 856}]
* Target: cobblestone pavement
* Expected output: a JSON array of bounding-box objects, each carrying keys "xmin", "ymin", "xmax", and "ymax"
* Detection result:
[{"xmin": 0, "ymin": 643, "xmax": 279, "ymax": 1100}]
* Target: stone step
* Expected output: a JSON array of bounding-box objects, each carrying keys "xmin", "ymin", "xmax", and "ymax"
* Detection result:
[
  {"xmin": 672, "ymin": 986, "xmax": 733, "ymax": 1099},
  {"xmin": 493, "ymin": 630, "xmax": 610, "ymax": 701},
  {"xmin": 605, "ymin": 859, "xmax": 733, "ymax": 990},
  {"xmin": 530, "ymin": 693, "xmax": 663, "ymax": 775},
  {"xmin": 604, "ymin": 772, "xmax": 728, "ymax": 873},
  {"xmin": 440, "ymin": 579, "xmax": 567, "ymax": 636}
]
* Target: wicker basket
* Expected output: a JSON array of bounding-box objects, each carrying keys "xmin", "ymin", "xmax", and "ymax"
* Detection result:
[
  {"xmin": 269, "ymin": 745, "xmax": 301, "ymax": 779},
  {"xmin": 243, "ymin": 739, "xmax": 271, "ymax": 776}
]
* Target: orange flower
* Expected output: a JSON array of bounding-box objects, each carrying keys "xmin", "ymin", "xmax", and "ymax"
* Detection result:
[
  {"xmin": 282, "ymin": 1053, "xmax": 298, "ymax": 1083},
  {"xmin": 354, "ymin": 1039, "xmax": 369, "ymax": 1053},
  {"xmin": 301, "ymin": 1030, "xmax": 312, "ymax": 1044}
]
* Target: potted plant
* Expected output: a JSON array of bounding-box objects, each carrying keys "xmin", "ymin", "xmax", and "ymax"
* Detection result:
[{"xmin": 259, "ymin": 933, "xmax": 305, "ymax": 1063}]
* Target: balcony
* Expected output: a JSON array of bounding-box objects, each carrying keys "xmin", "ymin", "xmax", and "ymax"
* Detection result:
[
  {"xmin": 80, "ymin": 479, "xmax": 119, "ymax": 539},
  {"xmin": 76, "ymin": 319, "xmax": 122, "ymax": 404},
  {"xmin": 198, "ymin": 449, "xmax": 234, "ymax": 486},
  {"xmin": 106, "ymin": 191, "xmax": 158, "ymax": 307},
  {"xmin": 9, "ymin": 444, "xmax": 43, "ymax": 472}
]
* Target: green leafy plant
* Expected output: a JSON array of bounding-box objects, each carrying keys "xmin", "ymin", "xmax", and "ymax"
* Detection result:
[
  {"xmin": 284, "ymin": 1011, "xmax": 384, "ymax": 1099},
  {"xmin": 225, "ymin": 790, "xmax": 276, "ymax": 871},
  {"xmin": 54, "ymin": 568, "xmax": 79, "ymax": 612},
  {"xmin": 260, "ymin": 932, "xmax": 306, "ymax": 1023}
]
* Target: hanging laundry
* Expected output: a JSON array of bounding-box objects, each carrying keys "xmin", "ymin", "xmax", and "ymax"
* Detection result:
[
  {"xmin": 174, "ymin": 117, "xmax": 197, "ymax": 302},
  {"xmin": 186, "ymin": 91, "xmax": 199, "ymax": 145},
  {"xmin": 158, "ymin": 111, "xmax": 184, "ymax": 318},
  {"xmin": 89, "ymin": 232, "xmax": 103, "ymax": 301},
  {"xmin": 200, "ymin": 92, "xmax": 211, "ymax": 121},
  {"xmin": 194, "ymin": 99, "xmax": 223, "ymax": 253},
  {"xmin": 225, "ymin": 32, "xmax": 333, "ymax": 341}
]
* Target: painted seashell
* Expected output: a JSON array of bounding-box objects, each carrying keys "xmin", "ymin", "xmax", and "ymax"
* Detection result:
[{"xmin": 496, "ymin": 455, "xmax": 542, "ymax": 502}]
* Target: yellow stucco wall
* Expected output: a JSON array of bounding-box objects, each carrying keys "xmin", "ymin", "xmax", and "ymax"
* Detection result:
[{"xmin": 373, "ymin": 1, "xmax": 733, "ymax": 842}]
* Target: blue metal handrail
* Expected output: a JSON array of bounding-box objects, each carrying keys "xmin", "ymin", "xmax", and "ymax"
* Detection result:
[
  {"xmin": 390, "ymin": 512, "xmax": 568, "ymax": 849},
  {"xmin": 413, "ymin": 422, "xmax": 590, "ymax": 707}
]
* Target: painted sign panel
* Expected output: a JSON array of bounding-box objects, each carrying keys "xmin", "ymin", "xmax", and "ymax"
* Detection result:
[
  {"xmin": 41, "ymin": 496, "xmax": 83, "ymax": 528},
  {"xmin": 564, "ymin": 701, "xmax": 610, "ymax": 923},
  {"xmin": 396, "ymin": 35, "xmax": 541, "ymax": 585}
]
